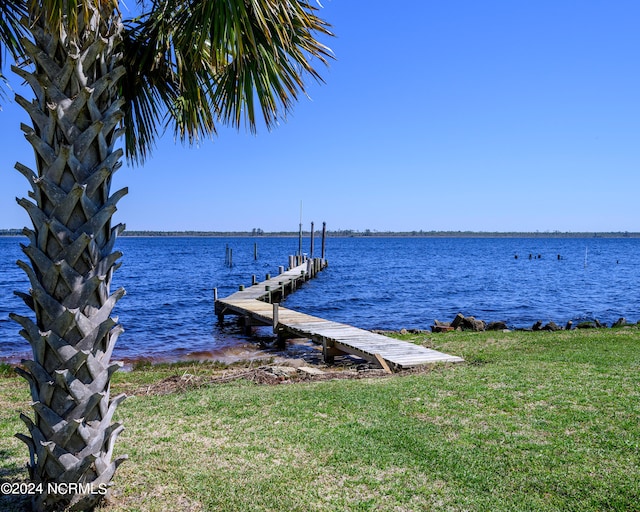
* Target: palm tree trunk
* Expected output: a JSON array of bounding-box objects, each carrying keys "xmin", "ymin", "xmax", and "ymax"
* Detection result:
[{"xmin": 11, "ymin": 4, "xmax": 127, "ymax": 510}]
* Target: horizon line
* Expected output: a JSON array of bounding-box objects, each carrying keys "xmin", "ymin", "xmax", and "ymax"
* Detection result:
[{"xmin": 2, "ymin": 228, "xmax": 639, "ymax": 238}]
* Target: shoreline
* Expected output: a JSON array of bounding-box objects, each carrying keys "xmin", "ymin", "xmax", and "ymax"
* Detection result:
[
  {"xmin": 2, "ymin": 230, "xmax": 640, "ymax": 238},
  {"xmin": 3, "ymin": 323, "xmax": 638, "ymax": 371}
]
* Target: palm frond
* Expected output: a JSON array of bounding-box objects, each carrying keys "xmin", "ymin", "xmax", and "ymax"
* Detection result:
[
  {"xmin": 121, "ymin": 13, "xmax": 179, "ymax": 164},
  {"xmin": 121, "ymin": 0, "xmax": 333, "ymax": 164},
  {"xmin": 0, "ymin": 0, "xmax": 28, "ymax": 69},
  {"xmin": 175, "ymin": 0, "xmax": 333, "ymax": 131},
  {"xmin": 27, "ymin": 0, "xmax": 120, "ymax": 37}
]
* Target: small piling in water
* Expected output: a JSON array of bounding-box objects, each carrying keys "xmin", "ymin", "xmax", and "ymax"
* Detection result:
[
  {"xmin": 321, "ymin": 222, "xmax": 327, "ymax": 259},
  {"xmin": 225, "ymin": 245, "xmax": 233, "ymax": 267},
  {"xmin": 310, "ymin": 221, "xmax": 315, "ymax": 257}
]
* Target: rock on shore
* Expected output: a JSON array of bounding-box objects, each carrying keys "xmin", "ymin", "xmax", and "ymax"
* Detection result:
[{"xmin": 431, "ymin": 314, "xmax": 635, "ymax": 333}]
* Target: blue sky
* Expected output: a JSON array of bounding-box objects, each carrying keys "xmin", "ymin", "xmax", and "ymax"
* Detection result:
[{"xmin": 1, "ymin": 1, "xmax": 638, "ymax": 232}]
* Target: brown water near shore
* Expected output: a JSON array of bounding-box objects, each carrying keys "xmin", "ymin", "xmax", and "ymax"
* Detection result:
[{"xmin": 115, "ymin": 337, "xmax": 329, "ymax": 371}]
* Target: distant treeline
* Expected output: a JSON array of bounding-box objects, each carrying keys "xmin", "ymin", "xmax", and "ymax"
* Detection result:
[{"xmin": 1, "ymin": 228, "xmax": 639, "ymax": 238}]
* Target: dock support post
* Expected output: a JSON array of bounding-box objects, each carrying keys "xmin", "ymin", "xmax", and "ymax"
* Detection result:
[
  {"xmin": 310, "ymin": 221, "xmax": 315, "ymax": 257},
  {"xmin": 374, "ymin": 354, "xmax": 393, "ymax": 374},
  {"xmin": 252, "ymin": 275, "xmax": 257, "ymax": 285},
  {"xmin": 214, "ymin": 288, "xmax": 225, "ymax": 323},
  {"xmin": 322, "ymin": 338, "xmax": 335, "ymax": 365},
  {"xmin": 273, "ymin": 303, "xmax": 287, "ymax": 348},
  {"xmin": 272, "ymin": 303, "xmax": 279, "ymax": 331},
  {"xmin": 254, "ymin": 242, "xmax": 258, "ymax": 260},
  {"xmin": 321, "ymin": 222, "xmax": 327, "ymax": 259}
]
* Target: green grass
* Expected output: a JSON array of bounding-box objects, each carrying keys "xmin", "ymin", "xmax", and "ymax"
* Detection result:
[{"xmin": 1, "ymin": 329, "xmax": 639, "ymax": 511}]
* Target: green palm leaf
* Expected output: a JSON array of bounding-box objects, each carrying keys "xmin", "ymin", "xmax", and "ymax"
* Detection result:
[
  {"xmin": 0, "ymin": 0, "xmax": 26, "ymax": 65},
  {"xmin": 121, "ymin": 0, "xmax": 333, "ymax": 164},
  {"xmin": 0, "ymin": 0, "xmax": 27, "ymax": 102}
]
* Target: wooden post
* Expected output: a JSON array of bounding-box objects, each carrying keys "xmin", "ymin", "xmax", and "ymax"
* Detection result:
[
  {"xmin": 321, "ymin": 221, "xmax": 327, "ymax": 259},
  {"xmin": 229, "ymin": 248, "xmax": 233, "ymax": 267},
  {"xmin": 374, "ymin": 354, "xmax": 392, "ymax": 374},
  {"xmin": 239, "ymin": 284, "xmax": 244, "ymax": 291},
  {"xmin": 252, "ymin": 275, "xmax": 257, "ymax": 285},
  {"xmin": 310, "ymin": 221, "xmax": 315, "ymax": 258},
  {"xmin": 266, "ymin": 273, "xmax": 271, "ymax": 280},
  {"xmin": 306, "ymin": 258, "xmax": 313, "ymax": 279},
  {"xmin": 322, "ymin": 339, "xmax": 335, "ymax": 365},
  {"xmin": 288, "ymin": 255, "xmax": 294, "ymax": 270},
  {"xmin": 272, "ymin": 303, "xmax": 279, "ymax": 331},
  {"xmin": 278, "ymin": 265, "xmax": 284, "ymax": 275},
  {"xmin": 273, "ymin": 303, "xmax": 287, "ymax": 348},
  {"xmin": 213, "ymin": 287, "xmax": 218, "ymax": 301},
  {"xmin": 254, "ymin": 242, "xmax": 258, "ymax": 260}
]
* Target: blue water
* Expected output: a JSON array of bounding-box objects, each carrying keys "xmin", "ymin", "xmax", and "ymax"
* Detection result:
[{"xmin": 1, "ymin": 236, "xmax": 639, "ymax": 363}]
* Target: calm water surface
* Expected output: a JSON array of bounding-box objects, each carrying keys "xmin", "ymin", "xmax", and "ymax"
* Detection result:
[{"xmin": 1, "ymin": 236, "xmax": 639, "ymax": 363}]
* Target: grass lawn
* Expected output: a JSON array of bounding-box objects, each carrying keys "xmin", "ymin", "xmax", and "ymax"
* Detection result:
[{"xmin": 1, "ymin": 328, "xmax": 639, "ymax": 511}]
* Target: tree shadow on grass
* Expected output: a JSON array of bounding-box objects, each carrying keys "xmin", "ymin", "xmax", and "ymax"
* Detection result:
[{"xmin": 0, "ymin": 449, "xmax": 31, "ymax": 512}]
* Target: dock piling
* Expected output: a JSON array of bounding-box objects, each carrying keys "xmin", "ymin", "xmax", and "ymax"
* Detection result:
[
  {"xmin": 321, "ymin": 222, "xmax": 327, "ymax": 259},
  {"xmin": 272, "ymin": 303, "xmax": 279, "ymax": 331}
]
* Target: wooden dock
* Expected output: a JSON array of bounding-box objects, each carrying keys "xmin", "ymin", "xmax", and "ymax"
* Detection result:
[{"xmin": 214, "ymin": 257, "xmax": 464, "ymax": 371}]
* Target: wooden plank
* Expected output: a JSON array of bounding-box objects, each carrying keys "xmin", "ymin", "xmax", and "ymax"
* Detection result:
[{"xmin": 373, "ymin": 354, "xmax": 392, "ymax": 374}]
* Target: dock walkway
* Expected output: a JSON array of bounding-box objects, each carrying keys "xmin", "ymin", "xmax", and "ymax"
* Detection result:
[{"xmin": 215, "ymin": 258, "xmax": 463, "ymax": 370}]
